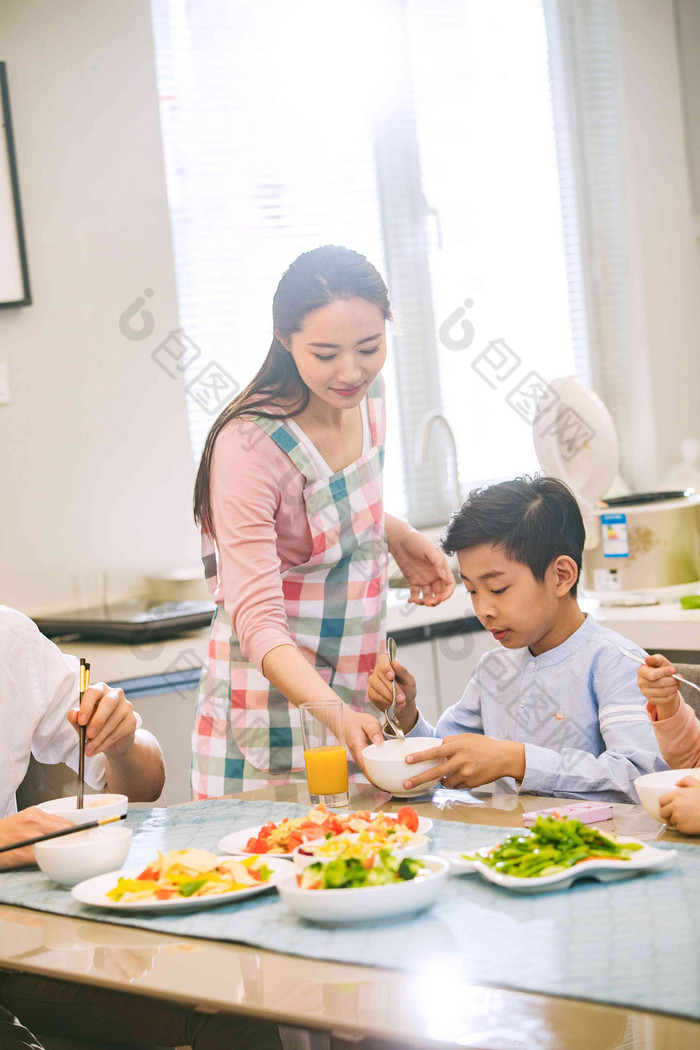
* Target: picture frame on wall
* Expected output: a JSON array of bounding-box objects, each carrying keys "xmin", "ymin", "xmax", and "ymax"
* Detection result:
[{"xmin": 0, "ymin": 62, "xmax": 31, "ymax": 308}]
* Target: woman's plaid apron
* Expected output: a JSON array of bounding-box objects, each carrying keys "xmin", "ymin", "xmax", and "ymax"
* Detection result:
[{"xmin": 191, "ymin": 378, "xmax": 388, "ymax": 798}]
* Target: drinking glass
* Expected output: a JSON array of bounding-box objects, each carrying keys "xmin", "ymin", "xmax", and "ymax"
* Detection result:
[{"xmin": 299, "ymin": 700, "xmax": 349, "ymax": 808}]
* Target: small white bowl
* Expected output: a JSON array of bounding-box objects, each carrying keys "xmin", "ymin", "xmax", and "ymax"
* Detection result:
[
  {"xmin": 277, "ymin": 855, "xmax": 449, "ymax": 923},
  {"xmin": 38, "ymin": 794, "xmax": 128, "ymax": 827},
  {"xmin": 362, "ymin": 737, "xmax": 442, "ymax": 797},
  {"xmin": 634, "ymin": 768, "xmax": 700, "ymax": 822},
  {"xmin": 34, "ymin": 825, "xmax": 133, "ymax": 886},
  {"xmin": 292, "ymin": 832, "xmax": 429, "ymax": 869}
]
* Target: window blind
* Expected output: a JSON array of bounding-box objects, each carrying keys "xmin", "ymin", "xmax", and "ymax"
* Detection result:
[
  {"xmin": 151, "ymin": 0, "xmax": 583, "ymax": 526},
  {"xmin": 542, "ymin": 0, "xmax": 634, "ymax": 487}
]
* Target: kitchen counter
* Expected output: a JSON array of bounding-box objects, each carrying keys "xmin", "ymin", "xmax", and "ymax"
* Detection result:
[{"xmin": 63, "ymin": 590, "xmax": 700, "ymax": 685}]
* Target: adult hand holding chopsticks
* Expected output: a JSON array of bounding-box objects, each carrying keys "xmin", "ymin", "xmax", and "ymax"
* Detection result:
[
  {"xmin": 67, "ymin": 682, "xmax": 138, "ymax": 757},
  {"xmin": 65, "ymin": 681, "xmax": 164, "ymax": 802},
  {"xmin": 0, "ymin": 808, "xmax": 71, "ymax": 870}
]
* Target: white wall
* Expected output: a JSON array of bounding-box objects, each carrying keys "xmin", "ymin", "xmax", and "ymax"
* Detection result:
[
  {"xmin": 0, "ymin": 0, "xmax": 201, "ymax": 615},
  {"xmin": 616, "ymin": 0, "xmax": 700, "ymax": 484}
]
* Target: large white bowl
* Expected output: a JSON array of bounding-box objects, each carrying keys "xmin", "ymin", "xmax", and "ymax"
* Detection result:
[
  {"xmin": 38, "ymin": 793, "xmax": 128, "ymax": 827},
  {"xmin": 277, "ymin": 855, "xmax": 449, "ymax": 923},
  {"xmin": 362, "ymin": 737, "xmax": 442, "ymax": 797},
  {"xmin": 634, "ymin": 768, "xmax": 700, "ymax": 822},
  {"xmin": 34, "ymin": 825, "xmax": 133, "ymax": 886}
]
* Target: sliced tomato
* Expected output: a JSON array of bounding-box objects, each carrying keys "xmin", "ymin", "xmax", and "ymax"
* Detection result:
[
  {"xmin": 397, "ymin": 806, "xmax": 419, "ymax": 832},
  {"xmin": 245, "ymin": 836, "xmax": 268, "ymax": 853},
  {"xmin": 328, "ymin": 816, "xmax": 344, "ymax": 835},
  {"xmin": 137, "ymin": 866, "xmax": 159, "ymax": 881},
  {"xmin": 258, "ymin": 822, "xmax": 276, "ymax": 840}
]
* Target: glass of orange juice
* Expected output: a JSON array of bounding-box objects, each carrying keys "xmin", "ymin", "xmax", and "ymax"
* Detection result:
[{"xmin": 299, "ymin": 700, "xmax": 349, "ymax": 808}]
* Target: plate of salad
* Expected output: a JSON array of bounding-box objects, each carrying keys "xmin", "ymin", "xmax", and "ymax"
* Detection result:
[
  {"xmin": 71, "ymin": 849, "xmax": 294, "ymax": 913},
  {"xmin": 218, "ymin": 804, "xmax": 431, "ymax": 858},
  {"xmin": 277, "ymin": 851, "xmax": 449, "ymax": 923},
  {"xmin": 442, "ymin": 815, "xmax": 676, "ymax": 893}
]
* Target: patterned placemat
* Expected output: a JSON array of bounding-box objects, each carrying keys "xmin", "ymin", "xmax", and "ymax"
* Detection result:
[{"xmin": 1, "ymin": 799, "xmax": 699, "ymax": 1020}]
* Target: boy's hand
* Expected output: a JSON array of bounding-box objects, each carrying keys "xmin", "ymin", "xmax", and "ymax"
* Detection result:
[
  {"xmin": 368, "ymin": 653, "xmax": 417, "ymax": 733},
  {"xmin": 0, "ymin": 808, "xmax": 72, "ymax": 870},
  {"xmin": 67, "ymin": 683, "xmax": 138, "ymax": 757},
  {"xmin": 401, "ymin": 733, "xmax": 526, "ymax": 791},
  {"xmin": 637, "ymin": 654, "xmax": 681, "ymax": 718},
  {"xmin": 658, "ymin": 775, "xmax": 700, "ymax": 834}
]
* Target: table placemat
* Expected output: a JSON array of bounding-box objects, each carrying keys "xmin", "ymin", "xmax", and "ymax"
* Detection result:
[{"xmin": 1, "ymin": 798, "xmax": 699, "ymax": 1020}]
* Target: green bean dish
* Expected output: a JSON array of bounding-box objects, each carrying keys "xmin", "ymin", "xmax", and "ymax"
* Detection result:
[{"xmin": 463, "ymin": 816, "xmax": 644, "ymax": 879}]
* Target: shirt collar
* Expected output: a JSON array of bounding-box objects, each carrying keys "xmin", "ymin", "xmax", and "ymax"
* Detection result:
[{"xmin": 527, "ymin": 613, "xmax": 598, "ymax": 668}]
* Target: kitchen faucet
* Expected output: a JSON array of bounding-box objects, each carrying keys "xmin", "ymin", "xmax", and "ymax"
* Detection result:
[{"xmin": 415, "ymin": 411, "xmax": 462, "ymax": 513}]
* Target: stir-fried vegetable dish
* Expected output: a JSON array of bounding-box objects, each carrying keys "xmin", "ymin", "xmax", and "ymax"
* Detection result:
[{"xmin": 463, "ymin": 816, "xmax": 644, "ymax": 879}]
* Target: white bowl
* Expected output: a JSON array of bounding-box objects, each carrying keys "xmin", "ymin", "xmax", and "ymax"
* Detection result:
[
  {"xmin": 34, "ymin": 825, "xmax": 133, "ymax": 886},
  {"xmin": 277, "ymin": 855, "xmax": 449, "ymax": 923},
  {"xmin": 362, "ymin": 737, "xmax": 442, "ymax": 797},
  {"xmin": 292, "ymin": 832, "xmax": 429, "ymax": 869},
  {"xmin": 634, "ymin": 768, "xmax": 700, "ymax": 822},
  {"xmin": 38, "ymin": 794, "xmax": 128, "ymax": 827}
]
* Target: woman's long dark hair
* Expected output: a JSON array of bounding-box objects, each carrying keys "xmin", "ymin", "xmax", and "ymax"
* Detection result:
[{"xmin": 193, "ymin": 245, "xmax": 392, "ymax": 535}]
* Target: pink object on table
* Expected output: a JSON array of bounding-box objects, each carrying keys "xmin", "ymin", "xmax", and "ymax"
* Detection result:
[{"xmin": 522, "ymin": 801, "xmax": 614, "ymax": 827}]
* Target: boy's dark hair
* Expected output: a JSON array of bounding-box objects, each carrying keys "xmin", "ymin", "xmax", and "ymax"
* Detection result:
[{"xmin": 440, "ymin": 475, "xmax": 585, "ymax": 597}]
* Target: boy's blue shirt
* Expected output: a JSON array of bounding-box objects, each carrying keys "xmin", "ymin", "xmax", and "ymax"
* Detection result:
[{"xmin": 410, "ymin": 614, "xmax": 668, "ymax": 802}]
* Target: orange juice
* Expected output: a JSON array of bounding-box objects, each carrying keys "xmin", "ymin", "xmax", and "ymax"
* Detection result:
[{"xmin": 304, "ymin": 745, "xmax": 349, "ymax": 796}]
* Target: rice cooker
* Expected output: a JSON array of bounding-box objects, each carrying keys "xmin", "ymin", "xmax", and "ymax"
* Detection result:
[{"xmin": 533, "ymin": 377, "xmax": 700, "ymax": 605}]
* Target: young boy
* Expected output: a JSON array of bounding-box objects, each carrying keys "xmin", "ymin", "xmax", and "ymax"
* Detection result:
[{"xmin": 368, "ymin": 476, "xmax": 667, "ymax": 802}]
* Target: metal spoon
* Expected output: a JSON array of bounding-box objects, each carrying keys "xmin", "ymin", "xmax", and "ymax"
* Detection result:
[
  {"xmin": 382, "ymin": 636, "xmax": 405, "ymax": 740},
  {"xmin": 618, "ymin": 646, "xmax": 700, "ymax": 695}
]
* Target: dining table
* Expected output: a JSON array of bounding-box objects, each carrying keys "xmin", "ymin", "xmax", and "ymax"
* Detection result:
[{"xmin": 1, "ymin": 782, "xmax": 698, "ymax": 1050}]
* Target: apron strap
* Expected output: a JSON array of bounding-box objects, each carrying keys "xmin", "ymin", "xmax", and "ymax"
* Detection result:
[{"xmin": 248, "ymin": 415, "xmax": 319, "ymax": 485}]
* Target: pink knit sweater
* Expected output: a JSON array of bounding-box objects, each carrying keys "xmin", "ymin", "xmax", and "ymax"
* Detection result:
[{"xmin": 647, "ymin": 699, "xmax": 700, "ymax": 768}]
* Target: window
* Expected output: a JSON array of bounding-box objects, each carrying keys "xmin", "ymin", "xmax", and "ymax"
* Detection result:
[{"xmin": 151, "ymin": 0, "xmax": 581, "ymax": 526}]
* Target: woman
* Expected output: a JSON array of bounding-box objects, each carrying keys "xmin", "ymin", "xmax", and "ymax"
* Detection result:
[{"xmin": 192, "ymin": 245, "xmax": 455, "ymax": 797}]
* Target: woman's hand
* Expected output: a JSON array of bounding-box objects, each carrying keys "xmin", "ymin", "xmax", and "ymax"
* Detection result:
[
  {"xmin": 343, "ymin": 708, "xmax": 384, "ymax": 770},
  {"xmin": 0, "ymin": 808, "xmax": 72, "ymax": 870},
  {"xmin": 67, "ymin": 683, "xmax": 138, "ymax": 757},
  {"xmin": 387, "ymin": 522, "xmax": 456, "ymax": 607},
  {"xmin": 368, "ymin": 652, "xmax": 417, "ymax": 733},
  {"xmin": 659, "ymin": 775, "xmax": 700, "ymax": 834}
]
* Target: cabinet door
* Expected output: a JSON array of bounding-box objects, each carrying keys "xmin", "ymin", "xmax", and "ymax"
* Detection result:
[
  {"xmin": 397, "ymin": 639, "xmax": 440, "ymax": 727},
  {"xmin": 432, "ymin": 627, "xmax": 499, "ymax": 715},
  {"xmin": 130, "ymin": 684, "xmax": 199, "ymax": 806}
]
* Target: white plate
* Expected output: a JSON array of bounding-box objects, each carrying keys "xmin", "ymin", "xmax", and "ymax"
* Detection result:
[
  {"xmin": 441, "ymin": 838, "xmax": 677, "ymax": 893},
  {"xmin": 277, "ymin": 855, "xmax": 449, "ymax": 924},
  {"xmin": 71, "ymin": 855, "xmax": 295, "ymax": 913},
  {"xmin": 217, "ymin": 812, "xmax": 433, "ymax": 858}
]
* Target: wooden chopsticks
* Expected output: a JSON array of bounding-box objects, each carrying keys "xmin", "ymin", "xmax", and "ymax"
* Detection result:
[
  {"xmin": 77, "ymin": 658, "xmax": 90, "ymax": 809},
  {"xmin": 0, "ymin": 812, "xmax": 127, "ymax": 854}
]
